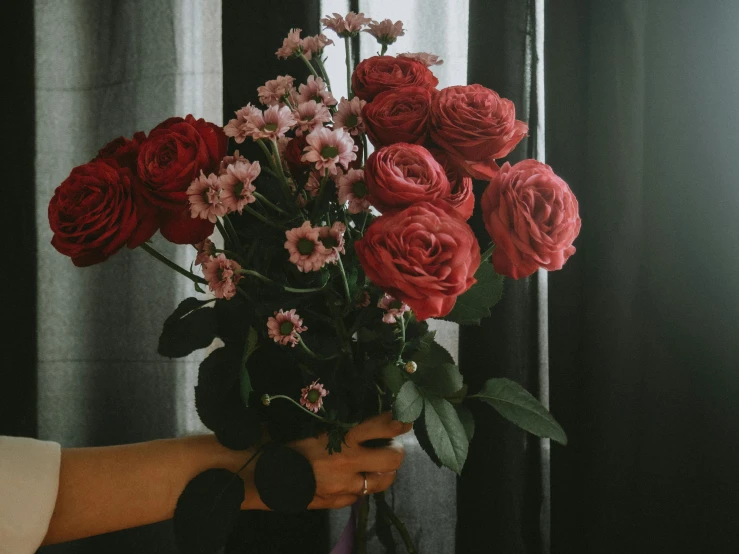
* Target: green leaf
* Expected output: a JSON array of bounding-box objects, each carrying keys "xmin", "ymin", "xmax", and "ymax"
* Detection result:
[
  {"xmin": 239, "ymin": 328, "xmax": 259, "ymax": 408},
  {"xmin": 158, "ymin": 297, "xmax": 216, "ymax": 358},
  {"xmin": 412, "ymin": 338, "xmax": 455, "ymax": 367},
  {"xmin": 173, "ymin": 468, "xmax": 245, "ymax": 554},
  {"xmin": 380, "ymin": 363, "xmax": 407, "ymax": 394},
  {"xmin": 393, "ymin": 381, "xmax": 424, "ymax": 423},
  {"xmin": 456, "ymin": 403, "xmax": 476, "ymax": 442},
  {"xmin": 442, "ymin": 262, "xmax": 504, "ymax": 325},
  {"xmin": 423, "ymin": 396, "xmax": 469, "ymax": 474},
  {"xmin": 412, "ymin": 412, "xmax": 443, "ymax": 468},
  {"xmin": 472, "ymin": 378, "xmax": 568, "ymax": 444},
  {"xmin": 412, "ymin": 362, "xmax": 463, "ymax": 397}
]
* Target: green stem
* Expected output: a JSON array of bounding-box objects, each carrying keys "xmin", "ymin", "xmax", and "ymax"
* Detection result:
[
  {"xmin": 223, "ymin": 216, "xmax": 241, "ymax": 248},
  {"xmin": 298, "ymin": 52, "xmax": 321, "ymax": 79},
  {"xmin": 481, "ymin": 243, "xmax": 495, "ymax": 262},
  {"xmin": 315, "ymin": 56, "xmax": 332, "ymax": 90},
  {"xmin": 267, "ymin": 394, "xmax": 353, "ymax": 427},
  {"xmin": 380, "ymin": 43, "xmax": 388, "ymax": 56},
  {"xmin": 139, "ymin": 243, "xmax": 207, "ymax": 285},
  {"xmin": 360, "ymin": 212, "xmax": 370, "ymax": 234},
  {"xmin": 270, "ymin": 139, "xmax": 296, "ymax": 203},
  {"xmin": 244, "ymin": 205, "xmax": 285, "ymax": 230},
  {"xmin": 344, "ymin": 38, "xmax": 353, "ymax": 99},
  {"xmin": 361, "ymin": 133, "xmax": 368, "ymax": 166},
  {"xmin": 299, "ymin": 336, "xmax": 342, "ymax": 361},
  {"xmin": 336, "ymin": 255, "xmax": 353, "ymax": 309},
  {"xmin": 236, "ymin": 269, "xmax": 326, "ymax": 294},
  {"xmin": 311, "ymin": 174, "xmax": 329, "ymax": 222},
  {"xmin": 215, "ymin": 219, "xmax": 234, "ymax": 249},
  {"xmin": 355, "ymin": 495, "xmax": 370, "ymax": 553},
  {"xmin": 257, "ymin": 139, "xmax": 274, "ymax": 166},
  {"xmin": 214, "ymin": 248, "xmax": 248, "ymax": 266},
  {"xmin": 397, "ymin": 313, "xmax": 407, "ymax": 363},
  {"xmin": 375, "ymin": 492, "xmax": 417, "ymax": 553},
  {"xmin": 254, "ymin": 192, "xmax": 289, "ymax": 215}
]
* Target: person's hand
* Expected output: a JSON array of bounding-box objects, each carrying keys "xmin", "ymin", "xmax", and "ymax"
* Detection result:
[{"xmin": 240, "ymin": 412, "xmax": 412, "ymax": 510}]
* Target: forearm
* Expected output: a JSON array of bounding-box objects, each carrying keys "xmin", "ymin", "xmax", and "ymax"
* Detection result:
[{"xmin": 42, "ymin": 435, "xmax": 264, "ymax": 545}]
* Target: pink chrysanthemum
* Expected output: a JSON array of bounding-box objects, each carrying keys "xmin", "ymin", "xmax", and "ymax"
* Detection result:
[
  {"xmin": 276, "ymin": 28, "xmax": 303, "ymax": 59},
  {"xmin": 267, "ymin": 308, "xmax": 308, "ymax": 347},
  {"xmin": 284, "ymin": 221, "xmax": 329, "ymax": 272},
  {"xmin": 378, "ymin": 293, "xmax": 410, "ymax": 324},
  {"xmin": 222, "ymin": 160, "xmax": 260, "ymax": 213},
  {"xmin": 219, "ymin": 149, "xmax": 248, "ymax": 175},
  {"xmin": 337, "ymin": 168, "xmax": 370, "ymax": 214},
  {"xmin": 187, "ymin": 171, "xmax": 228, "ymax": 223},
  {"xmin": 365, "ymin": 19, "xmax": 405, "ymax": 45},
  {"xmin": 321, "ymin": 12, "xmax": 372, "ymax": 37},
  {"xmin": 318, "ymin": 221, "xmax": 346, "ymax": 264},
  {"xmin": 202, "ymin": 254, "xmax": 243, "ymax": 300},
  {"xmin": 302, "ymin": 34, "xmax": 334, "ymax": 60},
  {"xmin": 305, "ymin": 173, "xmax": 321, "ymax": 197},
  {"xmin": 246, "ymin": 105, "xmax": 297, "ymax": 140},
  {"xmin": 257, "ymin": 75, "xmax": 296, "ymax": 106},
  {"xmin": 398, "ymin": 52, "xmax": 444, "ymax": 67},
  {"xmin": 333, "ymin": 96, "xmax": 366, "ymax": 136},
  {"xmin": 224, "ymin": 104, "xmax": 262, "ymax": 144},
  {"xmin": 300, "ymin": 380, "xmax": 329, "ymax": 413},
  {"xmin": 298, "ymin": 76, "xmax": 337, "ymax": 106},
  {"xmin": 301, "ymin": 127, "xmax": 358, "ymax": 176},
  {"xmin": 193, "ymin": 238, "xmax": 216, "ymax": 266},
  {"xmin": 355, "ymin": 290, "xmax": 371, "ymax": 308},
  {"xmin": 293, "ymin": 100, "xmax": 332, "ymax": 136}
]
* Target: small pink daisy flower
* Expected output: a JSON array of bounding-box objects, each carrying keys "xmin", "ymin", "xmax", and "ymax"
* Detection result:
[
  {"xmin": 304, "ymin": 173, "xmax": 321, "ymax": 198},
  {"xmin": 202, "ymin": 254, "xmax": 243, "ymax": 300},
  {"xmin": 298, "ymin": 76, "xmax": 337, "ymax": 106},
  {"xmin": 398, "ymin": 52, "xmax": 444, "ymax": 67},
  {"xmin": 284, "ymin": 221, "xmax": 329, "ymax": 272},
  {"xmin": 246, "ymin": 105, "xmax": 297, "ymax": 141},
  {"xmin": 257, "ymin": 75, "xmax": 296, "ymax": 106},
  {"xmin": 222, "ymin": 160, "xmax": 260, "ymax": 213},
  {"xmin": 267, "ymin": 308, "xmax": 308, "ymax": 347},
  {"xmin": 293, "ymin": 100, "xmax": 332, "ymax": 136},
  {"xmin": 300, "ymin": 380, "xmax": 329, "ymax": 413},
  {"xmin": 355, "ymin": 290, "xmax": 371, "ymax": 308},
  {"xmin": 302, "ymin": 127, "xmax": 358, "ymax": 176},
  {"xmin": 193, "ymin": 238, "xmax": 216, "ymax": 266},
  {"xmin": 301, "ymin": 34, "xmax": 334, "ymax": 60},
  {"xmin": 333, "ymin": 97, "xmax": 367, "ymax": 136},
  {"xmin": 318, "ymin": 221, "xmax": 346, "ymax": 264},
  {"xmin": 187, "ymin": 171, "xmax": 228, "ymax": 223},
  {"xmin": 219, "ymin": 150, "xmax": 248, "ymax": 175},
  {"xmin": 378, "ymin": 294, "xmax": 410, "ymax": 324},
  {"xmin": 224, "ymin": 104, "xmax": 262, "ymax": 143},
  {"xmin": 276, "ymin": 28, "xmax": 303, "ymax": 59},
  {"xmin": 321, "ymin": 12, "xmax": 372, "ymax": 37},
  {"xmin": 337, "ymin": 168, "xmax": 370, "ymax": 214},
  {"xmin": 365, "ymin": 19, "xmax": 405, "ymax": 45}
]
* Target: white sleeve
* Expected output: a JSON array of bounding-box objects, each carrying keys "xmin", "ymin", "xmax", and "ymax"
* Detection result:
[{"xmin": 0, "ymin": 436, "xmax": 61, "ymax": 554}]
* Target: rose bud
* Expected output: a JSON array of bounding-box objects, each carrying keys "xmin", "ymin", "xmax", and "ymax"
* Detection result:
[
  {"xmin": 481, "ymin": 159, "xmax": 581, "ymax": 279},
  {"xmin": 351, "ymin": 55, "xmax": 439, "ymax": 102},
  {"xmin": 365, "ymin": 143, "xmax": 451, "ymax": 213},
  {"xmin": 355, "ymin": 201, "xmax": 480, "ymax": 320}
]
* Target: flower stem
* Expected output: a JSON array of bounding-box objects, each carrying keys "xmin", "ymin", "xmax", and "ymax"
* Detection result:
[
  {"xmin": 397, "ymin": 314, "xmax": 407, "ymax": 363},
  {"xmin": 270, "ymin": 139, "xmax": 296, "ymax": 203},
  {"xmin": 236, "ymin": 268, "xmax": 326, "ymax": 294},
  {"xmin": 298, "ymin": 52, "xmax": 321, "ymax": 79},
  {"xmin": 244, "ymin": 205, "xmax": 285, "ymax": 230},
  {"xmin": 481, "ymin": 243, "xmax": 495, "ymax": 263},
  {"xmin": 311, "ymin": 174, "xmax": 330, "ymax": 222},
  {"xmin": 375, "ymin": 491, "xmax": 417, "ymax": 553},
  {"xmin": 344, "ymin": 38, "xmax": 353, "ymax": 99},
  {"xmin": 215, "ymin": 219, "xmax": 233, "ymax": 249},
  {"xmin": 254, "ymin": 192, "xmax": 289, "ymax": 215},
  {"xmin": 315, "ymin": 56, "xmax": 332, "ymax": 90},
  {"xmin": 380, "ymin": 44, "xmax": 388, "ymax": 56},
  {"xmin": 355, "ymin": 495, "xmax": 370, "ymax": 553},
  {"xmin": 257, "ymin": 139, "xmax": 274, "ymax": 165},
  {"xmin": 223, "ymin": 216, "xmax": 241, "ymax": 248},
  {"xmin": 266, "ymin": 394, "xmax": 353, "ymax": 427},
  {"xmin": 360, "ymin": 211, "xmax": 370, "ymax": 234},
  {"xmin": 214, "ymin": 248, "xmax": 248, "ymax": 266},
  {"xmin": 336, "ymin": 255, "xmax": 353, "ymax": 309},
  {"xmin": 299, "ymin": 336, "xmax": 342, "ymax": 361},
  {"xmin": 139, "ymin": 242, "xmax": 207, "ymax": 285}
]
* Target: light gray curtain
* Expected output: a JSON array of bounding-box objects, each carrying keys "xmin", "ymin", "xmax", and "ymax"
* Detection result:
[{"xmin": 35, "ymin": 0, "xmax": 220, "ymax": 551}]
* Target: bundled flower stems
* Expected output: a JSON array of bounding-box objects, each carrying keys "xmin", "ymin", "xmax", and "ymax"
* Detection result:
[{"xmin": 48, "ymin": 10, "xmax": 580, "ymax": 554}]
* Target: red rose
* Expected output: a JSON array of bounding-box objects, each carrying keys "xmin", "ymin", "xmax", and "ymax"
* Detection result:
[
  {"xmin": 96, "ymin": 131, "xmax": 147, "ymax": 170},
  {"xmin": 48, "ymin": 159, "xmax": 152, "ymax": 267},
  {"xmin": 355, "ymin": 201, "xmax": 480, "ymax": 320},
  {"xmin": 137, "ymin": 115, "xmax": 227, "ymax": 210},
  {"xmin": 481, "ymin": 160, "xmax": 581, "ymax": 279},
  {"xmin": 429, "ymin": 84, "xmax": 528, "ymax": 164},
  {"xmin": 351, "ymin": 56, "xmax": 439, "ymax": 102},
  {"xmin": 429, "ymin": 148, "xmax": 475, "ymax": 220},
  {"xmin": 283, "ymin": 135, "xmax": 310, "ymax": 177},
  {"xmin": 365, "ymin": 143, "xmax": 451, "ymax": 213},
  {"xmin": 362, "ymin": 86, "xmax": 432, "ymax": 147},
  {"xmin": 158, "ymin": 206, "xmax": 216, "ymax": 245}
]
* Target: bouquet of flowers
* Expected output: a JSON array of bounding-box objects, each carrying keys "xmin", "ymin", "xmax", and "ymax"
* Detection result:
[{"xmin": 47, "ymin": 10, "xmax": 580, "ymax": 554}]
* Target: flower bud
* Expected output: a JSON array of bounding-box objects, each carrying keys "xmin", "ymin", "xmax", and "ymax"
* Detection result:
[{"xmin": 404, "ymin": 361, "xmax": 417, "ymax": 374}]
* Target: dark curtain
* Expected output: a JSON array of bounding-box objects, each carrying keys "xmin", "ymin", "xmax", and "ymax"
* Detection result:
[
  {"xmin": 458, "ymin": 1, "xmax": 549, "ymax": 553},
  {"xmin": 221, "ymin": 3, "xmax": 331, "ymax": 553},
  {"xmin": 547, "ymin": 1, "xmax": 739, "ymax": 553}
]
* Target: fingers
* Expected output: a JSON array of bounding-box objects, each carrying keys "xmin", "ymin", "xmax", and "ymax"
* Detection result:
[
  {"xmin": 354, "ymin": 440, "xmax": 405, "ymax": 473},
  {"xmin": 357, "ymin": 471, "xmax": 397, "ymax": 496},
  {"xmin": 309, "ymin": 494, "xmax": 359, "ymax": 510},
  {"xmin": 345, "ymin": 411, "xmax": 413, "ymax": 447}
]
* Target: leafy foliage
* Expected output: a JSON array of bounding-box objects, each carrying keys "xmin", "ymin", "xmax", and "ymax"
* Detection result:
[
  {"xmin": 442, "ymin": 262, "xmax": 504, "ymax": 325},
  {"xmin": 158, "ymin": 298, "xmax": 216, "ymax": 358}
]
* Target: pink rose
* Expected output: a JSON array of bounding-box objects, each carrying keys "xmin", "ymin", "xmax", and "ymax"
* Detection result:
[
  {"xmin": 364, "ymin": 143, "xmax": 451, "ymax": 213},
  {"xmin": 429, "ymin": 84, "xmax": 528, "ymax": 163},
  {"xmin": 481, "ymin": 160, "xmax": 581, "ymax": 279},
  {"xmin": 355, "ymin": 201, "xmax": 480, "ymax": 320},
  {"xmin": 362, "ymin": 86, "xmax": 433, "ymax": 147},
  {"xmin": 351, "ymin": 56, "xmax": 439, "ymax": 102}
]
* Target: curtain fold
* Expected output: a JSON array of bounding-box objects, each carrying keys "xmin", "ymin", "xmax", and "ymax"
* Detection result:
[
  {"xmin": 458, "ymin": 1, "xmax": 548, "ymax": 553},
  {"xmin": 34, "ymin": 1, "xmax": 221, "ymax": 551}
]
